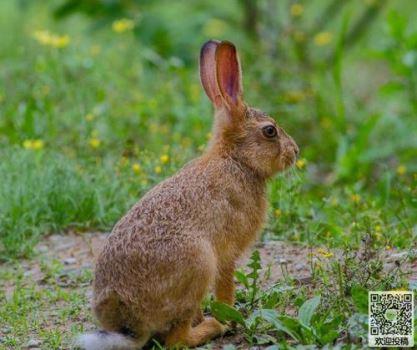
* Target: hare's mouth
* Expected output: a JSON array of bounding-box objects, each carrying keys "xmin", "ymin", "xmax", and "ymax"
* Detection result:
[{"xmin": 282, "ymin": 153, "xmax": 296, "ymax": 169}]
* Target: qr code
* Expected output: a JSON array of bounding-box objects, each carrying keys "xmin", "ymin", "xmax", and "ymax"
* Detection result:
[{"xmin": 369, "ymin": 291, "xmax": 414, "ymax": 347}]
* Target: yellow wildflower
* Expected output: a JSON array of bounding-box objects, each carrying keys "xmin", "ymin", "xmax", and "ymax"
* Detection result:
[
  {"xmin": 316, "ymin": 248, "xmax": 334, "ymax": 258},
  {"xmin": 33, "ymin": 139, "xmax": 44, "ymax": 149},
  {"xmin": 375, "ymin": 225, "xmax": 382, "ymax": 232},
  {"xmin": 203, "ymin": 18, "xmax": 227, "ymax": 37},
  {"xmin": 290, "ymin": 3, "xmax": 304, "ymax": 17},
  {"xmin": 274, "ymin": 209, "xmax": 282, "ymax": 217},
  {"xmin": 52, "ymin": 35, "xmax": 70, "ymax": 48},
  {"xmin": 85, "ymin": 113, "xmax": 95, "ymax": 122},
  {"xmin": 132, "ymin": 163, "xmax": 142, "ymax": 174},
  {"xmin": 33, "ymin": 30, "xmax": 70, "ymax": 48},
  {"xmin": 350, "ymin": 193, "xmax": 361, "ymax": 204},
  {"xmin": 154, "ymin": 166, "xmax": 162, "ymax": 174},
  {"xmin": 293, "ymin": 232, "xmax": 300, "ymax": 241},
  {"xmin": 296, "ymin": 158, "xmax": 306, "ymax": 169},
  {"xmin": 112, "ymin": 19, "xmax": 135, "ymax": 33},
  {"xmin": 89, "ymin": 137, "xmax": 101, "ymax": 149},
  {"xmin": 23, "ymin": 139, "xmax": 44, "ymax": 150},
  {"xmin": 314, "ymin": 32, "xmax": 333, "ymax": 46},
  {"xmin": 375, "ymin": 231, "xmax": 382, "ymax": 241},
  {"xmin": 33, "ymin": 30, "xmax": 50, "ymax": 45},
  {"xmin": 396, "ymin": 164, "xmax": 406, "ymax": 176},
  {"xmin": 160, "ymin": 154, "xmax": 169, "ymax": 164},
  {"xmin": 206, "ymin": 132, "xmax": 212, "ymax": 140}
]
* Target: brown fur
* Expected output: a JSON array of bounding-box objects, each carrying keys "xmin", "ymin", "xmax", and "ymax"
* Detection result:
[{"xmin": 90, "ymin": 40, "xmax": 298, "ymax": 349}]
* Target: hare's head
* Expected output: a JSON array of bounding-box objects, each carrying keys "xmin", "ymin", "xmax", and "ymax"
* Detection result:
[{"xmin": 200, "ymin": 40, "xmax": 299, "ymax": 178}]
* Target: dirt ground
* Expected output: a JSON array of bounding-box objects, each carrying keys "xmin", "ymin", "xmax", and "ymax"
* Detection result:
[
  {"xmin": 36, "ymin": 231, "xmax": 315, "ymax": 292},
  {"xmin": 36, "ymin": 232, "xmax": 417, "ymax": 288},
  {"xmin": 7, "ymin": 232, "xmax": 416, "ymax": 349}
]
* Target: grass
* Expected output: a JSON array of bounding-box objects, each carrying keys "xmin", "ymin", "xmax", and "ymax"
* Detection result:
[
  {"xmin": 0, "ymin": 0, "xmax": 416, "ymax": 348},
  {"xmin": 0, "ymin": 149, "xmax": 139, "ymax": 259},
  {"xmin": 0, "ymin": 258, "xmax": 92, "ymax": 349}
]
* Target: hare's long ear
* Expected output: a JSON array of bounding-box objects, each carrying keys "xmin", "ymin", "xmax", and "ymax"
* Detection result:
[
  {"xmin": 215, "ymin": 41, "xmax": 244, "ymax": 113},
  {"xmin": 200, "ymin": 40, "xmax": 222, "ymax": 108}
]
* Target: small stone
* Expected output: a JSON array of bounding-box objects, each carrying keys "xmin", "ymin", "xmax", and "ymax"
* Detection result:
[
  {"xmin": 26, "ymin": 339, "xmax": 41, "ymax": 348},
  {"xmin": 36, "ymin": 245, "xmax": 48, "ymax": 253},
  {"xmin": 63, "ymin": 257, "xmax": 77, "ymax": 265},
  {"xmin": 389, "ymin": 252, "xmax": 407, "ymax": 260},
  {"xmin": 295, "ymin": 263, "xmax": 305, "ymax": 271},
  {"xmin": 278, "ymin": 258, "xmax": 288, "ymax": 264},
  {"xmin": 56, "ymin": 241, "xmax": 76, "ymax": 251},
  {"xmin": 86, "ymin": 289, "xmax": 94, "ymax": 301},
  {"xmin": 1, "ymin": 327, "xmax": 10, "ymax": 334},
  {"xmin": 23, "ymin": 270, "xmax": 33, "ymax": 277}
]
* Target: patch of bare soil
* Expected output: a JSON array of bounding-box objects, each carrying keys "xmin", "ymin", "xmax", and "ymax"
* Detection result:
[{"xmin": 37, "ymin": 232, "xmax": 416, "ymax": 289}]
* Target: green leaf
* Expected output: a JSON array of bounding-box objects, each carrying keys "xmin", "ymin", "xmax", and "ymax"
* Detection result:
[
  {"xmin": 234, "ymin": 270, "xmax": 249, "ymax": 289},
  {"xmin": 298, "ymin": 295, "xmax": 321, "ymax": 328},
  {"xmin": 278, "ymin": 315, "xmax": 304, "ymax": 343},
  {"xmin": 253, "ymin": 333, "xmax": 277, "ymax": 345},
  {"xmin": 264, "ymin": 346, "xmax": 279, "ymax": 350},
  {"xmin": 249, "ymin": 309, "xmax": 302, "ymax": 342},
  {"xmin": 351, "ymin": 285, "xmax": 368, "ymax": 314},
  {"xmin": 316, "ymin": 315, "xmax": 343, "ymax": 344},
  {"xmin": 223, "ymin": 345, "xmax": 236, "ymax": 350},
  {"xmin": 210, "ymin": 302, "xmax": 245, "ymax": 325}
]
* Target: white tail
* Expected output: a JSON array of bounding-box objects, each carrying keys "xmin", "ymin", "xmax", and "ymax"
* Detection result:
[{"xmin": 75, "ymin": 331, "xmax": 145, "ymax": 350}]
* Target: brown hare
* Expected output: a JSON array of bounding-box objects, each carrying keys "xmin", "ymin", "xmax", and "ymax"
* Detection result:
[{"xmin": 76, "ymin": 40, "xmax": 298, "ymax": 350}]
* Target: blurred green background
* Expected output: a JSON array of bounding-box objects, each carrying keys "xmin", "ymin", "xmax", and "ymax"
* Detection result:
[{"xmin": 0, "ymin": 0, "xmax": 416, "ymax": 260}]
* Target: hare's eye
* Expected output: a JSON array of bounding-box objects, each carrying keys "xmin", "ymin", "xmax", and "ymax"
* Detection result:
[{"xmin": 262, "ymin": 125, "xmax": 277, "ymax": 138}]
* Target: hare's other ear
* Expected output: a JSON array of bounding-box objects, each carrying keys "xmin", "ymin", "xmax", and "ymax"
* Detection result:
[
  {"xmin": 200, "ymin": 40, "xmax": 222, "ymax": 108},
  {"xmin": 215, "ymin": 41, "xmax": 244, "ymax": 112}
]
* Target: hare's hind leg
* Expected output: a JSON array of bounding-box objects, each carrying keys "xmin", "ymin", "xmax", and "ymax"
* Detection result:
[
  {"xmin": 165, "ymin": 317, "xmax": 226, "ymax": 348},
  {"xmin": 94, "ymin": 290, "xmax": 126, "ymax": 331},
  {"xmin": 192, "ymin": 308, "xmax": 204, "ymax": 326}
]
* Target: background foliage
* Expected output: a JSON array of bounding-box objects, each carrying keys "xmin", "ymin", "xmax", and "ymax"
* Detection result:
[{"xmin": 2, "ymin": 0, "xmax": 416, "ymax": 259}]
